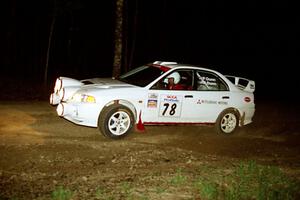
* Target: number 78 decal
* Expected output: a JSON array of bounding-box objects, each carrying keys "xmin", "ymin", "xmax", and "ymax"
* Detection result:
[{"xmin": 159, "ymin": 95, "xmax": 183, "ymax": 117}]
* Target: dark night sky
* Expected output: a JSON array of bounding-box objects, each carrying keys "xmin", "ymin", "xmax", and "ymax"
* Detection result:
[{"xmin": 1, "ymin": 0, "xmax": 299, "ymax": 100}]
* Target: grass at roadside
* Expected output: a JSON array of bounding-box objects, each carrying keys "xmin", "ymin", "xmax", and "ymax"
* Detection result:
[
  {"xmin": 48, "ymin": 160, "xmax": 299, "ymax": 200},
  {"xmin": 194, "ymin": 160, "xmax": 299, "ymax": 200}
]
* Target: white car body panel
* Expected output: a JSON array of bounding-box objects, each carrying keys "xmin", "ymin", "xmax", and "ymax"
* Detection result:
[{"xmin": 50, "ymin": 61, "xmax": 255, "ymax": 132}]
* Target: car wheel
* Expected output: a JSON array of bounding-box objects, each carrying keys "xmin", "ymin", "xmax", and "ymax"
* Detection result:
[
  {"xmin": 98, "ymin": 104, "xmax": 134, "ymax": 139},
  {"xmin": 215, "ymin": 109, "xmax": 239, "ymax": 134}
]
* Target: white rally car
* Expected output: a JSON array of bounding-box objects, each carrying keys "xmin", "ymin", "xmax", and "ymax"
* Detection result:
[{"xmin": 50, "ymin": 61, "xmax": 255, "ymax": 139}]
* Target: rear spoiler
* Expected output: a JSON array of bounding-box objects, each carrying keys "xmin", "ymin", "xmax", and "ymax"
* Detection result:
[{"xmin": 225, "ymin": 75, "xmax": 255, "ymax": 93}]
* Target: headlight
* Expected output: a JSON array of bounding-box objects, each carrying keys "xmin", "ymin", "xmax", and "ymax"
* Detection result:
[
  {"xmin": 58, "ymin": 88, "xmax": 65, "ymax": 100},
  {"xmin": 71, "ymin": 94, "xmax": 96, "ymax": 103},
  {"xmin": 54, "ymin": 78, "xmax": 62, "ymax": 93}
]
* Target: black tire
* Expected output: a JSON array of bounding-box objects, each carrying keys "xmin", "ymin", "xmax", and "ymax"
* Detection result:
[
  {"xmin": 98, "ymin": 104, "xmax": 134, "ymax": 139},
  {"xmin": 215, "ymin": 108, "xmax": 239, "ymax": 134}
]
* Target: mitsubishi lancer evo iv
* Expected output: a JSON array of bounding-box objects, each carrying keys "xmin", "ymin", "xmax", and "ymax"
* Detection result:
[{"xmin": 50, "ymin": 61, "xmax": 255, "ymax": 139}]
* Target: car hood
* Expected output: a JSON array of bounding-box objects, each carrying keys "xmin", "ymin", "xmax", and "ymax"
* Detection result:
[
  {"xmin": 53, "ymin": 77, "xmax": 140, "ymax": 103},
  {"xmin": 81, "ymin": 78, "xmax": 124, "ymax": 85},
  {"xmin": 78, "ymin": 78, "xmax": 137, "ymax": 91}
]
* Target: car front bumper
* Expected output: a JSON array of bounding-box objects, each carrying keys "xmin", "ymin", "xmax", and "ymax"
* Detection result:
[{"xmin": 57, "ymin": 102, "xmax": 101, "ymax": 127}]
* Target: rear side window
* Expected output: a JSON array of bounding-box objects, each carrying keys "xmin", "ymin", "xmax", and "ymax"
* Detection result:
[{"xmin": 196, "ymin": 70, "xmax": 228, "ymax": 91}]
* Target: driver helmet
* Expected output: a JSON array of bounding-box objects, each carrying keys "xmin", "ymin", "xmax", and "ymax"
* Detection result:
[{"xmin": 164, "ymin": 72, "xmax": 181, "ymax": 84}]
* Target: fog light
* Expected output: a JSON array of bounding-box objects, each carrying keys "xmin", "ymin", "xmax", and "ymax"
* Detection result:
[
  {"xmin": 50, "ymin": 93, "xmax": 60, "ymax": 105},
  {"xmin": 50, "ymin": 93, "xmax": 54, "ymax": 105},
  {"xmin": 57, "ymin": 103, "xmax": 64, "ymax": 116}
]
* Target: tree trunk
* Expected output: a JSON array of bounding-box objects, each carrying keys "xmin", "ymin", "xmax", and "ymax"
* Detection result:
[
  {"xmin": 112, "ymin": 0, "xmax": 124, "ymax": 78},
  {"xmin": 128, "ymin": 0, "xmax": 138, "ymax": 71},
  {"xmin": 44, "ymin": 16, "xmax": 55, "ymax": 89}
]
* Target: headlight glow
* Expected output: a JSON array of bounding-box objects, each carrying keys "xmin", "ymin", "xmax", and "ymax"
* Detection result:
[
  {"xmin": 85, "ymin": 95, "xmax": 96, "ymax": 103},
  {"xmin": 71, "ymin": 94, "xmax": 96, "ymax": 103},
  {"xmin": 54, "ymin": 78, "xmax": 62, "ymax": 93},
  {"xmin": 58, "ymin": 88, "xmax": 65, "ymax": 100}
]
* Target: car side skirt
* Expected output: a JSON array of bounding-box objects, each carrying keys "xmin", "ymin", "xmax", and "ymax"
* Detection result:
[{"xmin": 143, "ymin": 122, "xmax": 215, "ymax": 126}]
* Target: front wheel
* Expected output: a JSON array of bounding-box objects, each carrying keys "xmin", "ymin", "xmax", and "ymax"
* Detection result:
[
  {"xmin": 98, "ymin": 104, "xmax": 134, "ymax": 139},
  {"xmin": 215, "ymin": 109, "xmax": 239, "ymax": 134}
]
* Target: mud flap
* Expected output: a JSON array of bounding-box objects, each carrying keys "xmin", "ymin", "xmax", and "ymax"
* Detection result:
[{"xmin": 135, "ymin": 111, "xmax": 145, "ymax": 132}]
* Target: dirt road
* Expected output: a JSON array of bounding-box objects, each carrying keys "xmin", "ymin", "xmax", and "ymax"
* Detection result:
[{"xmin": 1, "ymin": 100, "xmax": 300, "ymax": 199}]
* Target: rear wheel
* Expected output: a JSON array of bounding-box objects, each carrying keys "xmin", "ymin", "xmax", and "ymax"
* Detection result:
[
  {"xmin": 215, "ymin": 109, "xmax": 239, "ymax": 134},
  {"xmin": 98, "ymin": 104, "xmax": 134, "ymax": 139}
]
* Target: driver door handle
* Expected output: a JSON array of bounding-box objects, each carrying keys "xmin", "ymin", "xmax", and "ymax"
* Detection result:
[{"xmin": 184, "ymin": 95, "xmax": 193, "ymax": 98}]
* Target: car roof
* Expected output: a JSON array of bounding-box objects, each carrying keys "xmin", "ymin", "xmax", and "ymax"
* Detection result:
[{"xmin": 150, "ymin": 61, "xmax": 220, "ymax": 74}]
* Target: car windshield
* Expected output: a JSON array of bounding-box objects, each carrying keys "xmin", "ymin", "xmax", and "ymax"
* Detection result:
[{"xmin": 119, "ymin": 65, "xmax": 166, "ymax": 87}]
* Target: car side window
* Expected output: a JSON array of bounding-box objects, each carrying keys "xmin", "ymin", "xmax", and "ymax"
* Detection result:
[
  {"xmin": 176, "ymin": 70, "xmax": 193, "ymax": 90},
  {"xmin": 151, "ymin": 70, "xmax": 194, "ymax": 90},
  {"xmin": 196, "ymin": 70, "xmax": 228, "ymax": 91}
]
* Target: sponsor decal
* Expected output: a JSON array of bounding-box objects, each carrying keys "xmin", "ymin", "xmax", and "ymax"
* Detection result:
[
  {"xmin": 197, "ymin": 74, "xmax": 218, "ymax": 87},
  {"xmin": 218, "ymin": 101, "xmax": 228, "ymax": 105},
  {"xmin": 202, "ymin": 100, "xmax": 217, "ymax": 104},
  {"xmin": 196, "ymin": 99, "xmax": 228, "ymax": 105},
  {"xmin": 147, "ymin": 99, "xmax": 157, "ymax": 108},
  {"xmin": 147, "ymin": 93, "xmax": 158, "ymax": 108},
  {"xmin": 148, "ymin": 93, "xmax": 158, "ymax": 99},
  {"xmin": 159, "ymin": 94, "xmax": 182, "ymax": 117},
  {"xmin": 162, "ymin": 95, "xmax": 180, "ymax": 103}
]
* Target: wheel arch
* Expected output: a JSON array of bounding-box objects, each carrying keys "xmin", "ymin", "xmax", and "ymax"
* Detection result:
[
  {"xmin": 216, "ymin": 107, "xmax": 241, "ymax": 123},
  {"xmin": 215, "ymin": 107, "xmax": 242, "ymax": 134},
  {"xmin": 100, "ymin": 99, "xmax": 138, "ymax": 123}
]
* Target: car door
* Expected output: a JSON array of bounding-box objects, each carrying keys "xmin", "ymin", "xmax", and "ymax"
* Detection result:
[
  {"xmin": 143, "ymin": 69, "xmax": 195, "ymax": 123},
  {"xmin": 180, "ymin": 69, "xmax": 231, "ymax": 123}
]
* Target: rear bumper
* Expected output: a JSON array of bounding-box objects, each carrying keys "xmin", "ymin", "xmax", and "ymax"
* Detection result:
[{"xmin": 239, "ymin": 105, "xmax": 255, "ymax": 126}]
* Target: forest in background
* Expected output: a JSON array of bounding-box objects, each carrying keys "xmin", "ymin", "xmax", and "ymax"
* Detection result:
[{"xmin": 1, "ymin": 0, "xmax": 299, "ymax": 100}]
